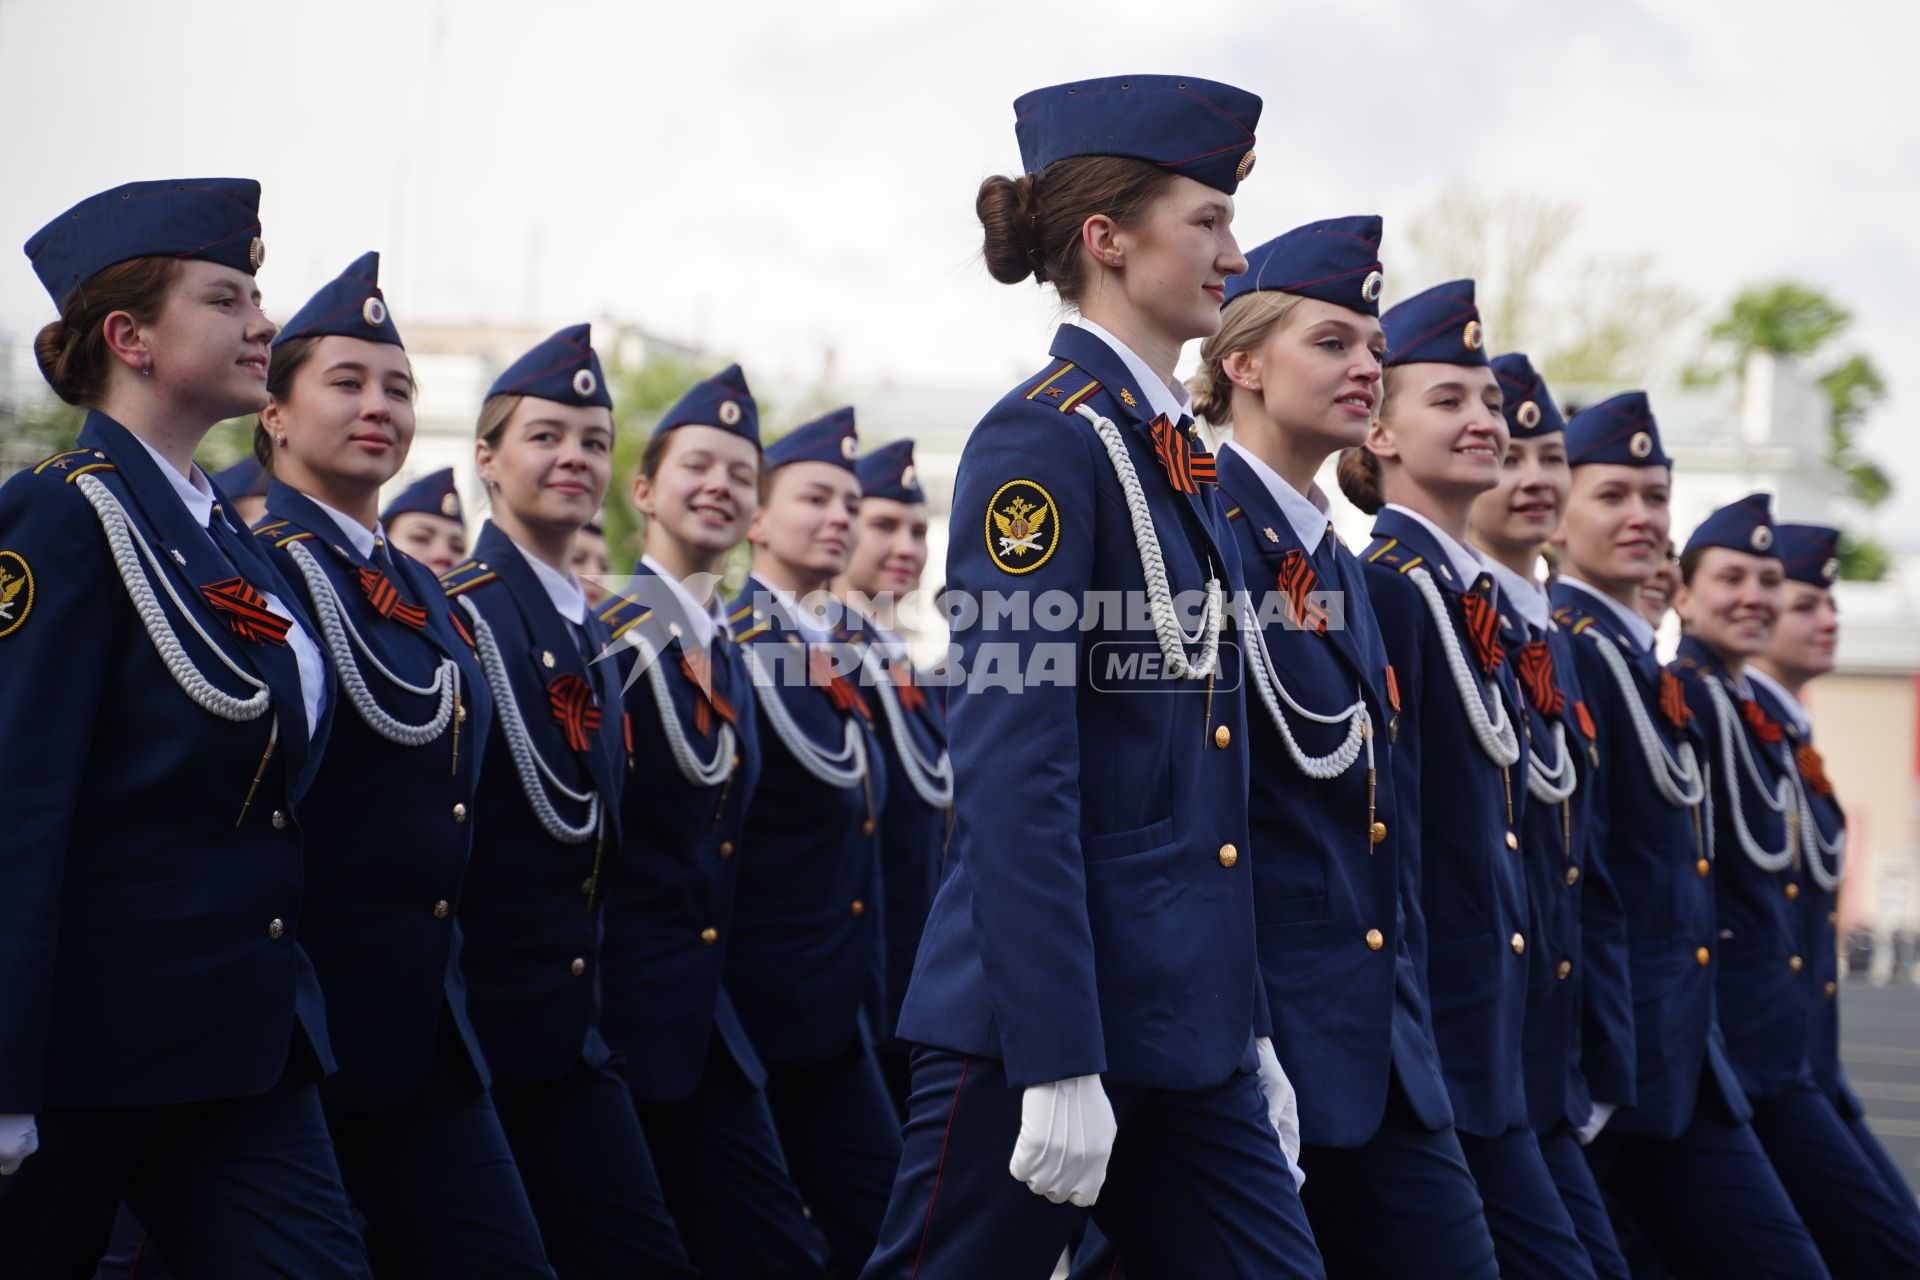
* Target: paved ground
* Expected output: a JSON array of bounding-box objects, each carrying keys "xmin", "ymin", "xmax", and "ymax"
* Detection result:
[{"xmin": 1840, "ymin": 976, "xmax": 1920, "ymax": 1195}]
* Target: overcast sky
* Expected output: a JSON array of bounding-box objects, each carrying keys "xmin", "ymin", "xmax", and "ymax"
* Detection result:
[{"xmin": 3, "ymin": 0, "xmax": 1916, "ymax": 530}]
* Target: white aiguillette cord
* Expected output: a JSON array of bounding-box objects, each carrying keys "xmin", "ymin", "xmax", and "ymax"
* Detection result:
[
  {"xmin": 1703, "ymin": 676, "xmax": 1796, "ymax": 873},
  {"xmin": 622, "ymin": 630, "xmax": 736, "ymax": 789},
  {"xmin": 1407, "ymin": 566, "xmax": 1519, "ymax": 767},
  {"xmin": 857, "ymin": 643, "xmax": 953, "ymax": 807},
  {"xmin": 741, "ymin": 641, "xmax": 868, "ymax": 789}
]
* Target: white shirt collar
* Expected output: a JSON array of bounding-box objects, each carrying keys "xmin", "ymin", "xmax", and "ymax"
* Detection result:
[
  {"xmin": 130, "ymin": 433, "xmax": 216, "ymax": 528},
  {"xmin": 640, "ymin": 554, "xmax": 726, "ymax": 650},
  {"xmin": 1383, "ymin": 503, "xmax": 1489, "ymax": 590},
  {"xmin": 1483, "ymin": 558, "xmax": 1550, "ymax": 633},
  {"xmin": 309, "ymin": 495, "xmax": 383, "ymax": 561},
  {"xmin": 1222, "ymin": 440, "xmax": 1331, "ymax": 553},
  {"xmin": 511, "ymin": 535, "xmax": 587, "ymax": 625},
  {"xmin": 1745, "ymin": 666, "xmax": 1810, "ymax": 736},
  {"xmin": 759, "ymin": 579, "xmax": 834, "ymax": 644},
  {"xmin": 1073, "ymin": 316, "xmax": 1192, "ymax": 425},
  {"xmin": 1560, "ymin": 574, "xmax": 1658, "ymax": 654}
]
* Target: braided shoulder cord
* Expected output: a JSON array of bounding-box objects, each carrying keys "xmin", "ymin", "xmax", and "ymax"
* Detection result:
[
  {"xmin": 1238, "ymin": 593, "xmax": 1371, "ymax": 780},
  {"xmin": 857, "ymin": 644, "xmax": 954, "ymax": 807},
  {"xmin": 624, "ymin": 632, "xmax": 736, "ymax": 789},
  {"xmin": 1702, "ymin": 677, "xmax": 1795, "ymax": 873},
  {"xmin": 1583, "ymin": 630, "xmax": 1706, "ymax": 809},
  {"xmin": 1407, "ymin": 567, "xmax": 1520, "ymax": 767},
  {"xmin": 741, "ymin": 643, "xmax": 868, "ymax": 789},
  {"xmin": 1526, "ymin": 720, "xmax": 1578, "ymax": 805}
]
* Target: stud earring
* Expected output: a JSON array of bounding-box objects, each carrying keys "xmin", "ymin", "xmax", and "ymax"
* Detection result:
[
  {"xmin": 274, "ymin": 433, "xmax": 287, "ymax": 447},
  {"xmin": 140, "ymin": 363, "xmax": 153, "ymax": 377}
]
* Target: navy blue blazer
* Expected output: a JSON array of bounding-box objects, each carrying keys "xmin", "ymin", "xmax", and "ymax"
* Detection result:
[
  {"xmin": 841, "ymin": 607, "xmax": 951, "ymax": 1043},
  {"xmin": 1360, "ymin": 511, "xmax": 1531, "ymax": 1137},
  {"xmin": 1672, "ymin": 637, "xmax": 1815, "ymax": 1101},
  {"xmin": 1216, "ymin": 450, "xmax": 1452, "ymax": 1147},
  {"xmin": 441, "ymin": 521, "xmax": 625, "ymax": 1083},
  {"xmin": 596, "ymin": 564, "xmax": 767, "ymax": 1103},
  {"xmin": 1750, "ymin": 679, "xmax": 1855, "ymax": 1114},
  {"xmin": 254, "ymin": 481, "xmax": 494, "ymax": 1112},
  {"xmin": 898, "ymin": 324, "xmax": 1264, "ymax": 1092},
  {"xmin": 1502, "ymin": 599, "xmax": 1636, "ymax": 1133},
  {"xmin": 1550, "ymin": 584, "xmax": 1748, "ymax": 1137},
  {"xmin": 0, "ymin": 412, "xmax": 334, "ymax": 1112},
  {"xmin": 724, "ymin": 574, "xmax": 888, "ymax": 1067}
]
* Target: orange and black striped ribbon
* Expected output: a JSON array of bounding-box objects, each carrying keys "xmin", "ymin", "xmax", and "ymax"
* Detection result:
[
  {"xmin": 1385, "ymin": 664, "xmax": 1401, "ymax": 713},
  {"xmin": 357, "ymin": 566, "xmax": 428, "ymax": 631},
  {"xmin": 201, "ymin": 575, "xmax": 291, "ymax": 647},
  {"xmin": 1739, "ymin": 697, "xmax": 1784, "ymax": 745},
  {"xmin": 448, "ymin": 609, "xmax": 475, "ymax": 649},
  {"xmin": 1457, "ymin": 586, "xmax": 1503, "ymax": 678},
  {"xmin": 1148, "ymin": 415, "xmax": 1217, "ymax": 494},
  {"xmin": 1796, "ymin": 742, "xmax": 1834, "ymax": 797},
  {"xmin": 680, "ymin": 651, "xmax": 737, "ymax": 738},
  {"xmin": 1276, "ymin": 549, "xmax": 1329, "ymax": 635},
  {"xmin": 1515, "ymin": 641, "xmax": 1565, "ymax": 717},
  {"xmin": 1659, "ymin": 669, "xmax": 1692, "ymax": 730},
  {"xmin": 892, "ymin": 662, "xmax": 928, "ymax": 712},
  {"xmin": 809, "ymin": 645, "xmax": 870, "ymax": 719},
  {"xmin": 1574, "ymin": 699, "xmax": 1598, "ymax": 741},
  {"xmin": 547, "ymin": 672, "xmax": 603, "ymax": 753}
]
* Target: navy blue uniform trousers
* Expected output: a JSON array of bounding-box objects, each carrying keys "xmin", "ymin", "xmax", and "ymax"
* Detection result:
[
  {"xmin": 1456, "ymin": 1126, "xmax": 1597, "ymax": 1279},
  {"xmin": 491, "ymin": 1061, "xmax": 695, "ymax": 1279},
  {"xmin": 861, "ymin": 1047, "xmax": 1323, "ymax": 1280},
  {"xmin": 0, "ymin": 1059, "xmax": 368, "ymax": 1279},
  {"xmin": 1588, "ymin": 1084, "xmax": 1830, "ymax": 1279},
  {"xmin": 635, "ymin": 1037, "xmax": 828, "ymax": 1279},
  {"xmin": 1749, "ymin": 1083, "xmax": 1920, "ymax": 1278},
  {"xmin": 1538, "ymin": 1126, "xmax": 1630, "ymax": 1280},
  {"xmin": 764, "ymin": 1037, "xmax": 904, "ymax": 1278}
]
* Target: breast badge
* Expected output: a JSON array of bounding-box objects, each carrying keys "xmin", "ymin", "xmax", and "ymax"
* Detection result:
[{"xmin": 986, "ymin": 479, "xmax": 1060, "ymax": 575}]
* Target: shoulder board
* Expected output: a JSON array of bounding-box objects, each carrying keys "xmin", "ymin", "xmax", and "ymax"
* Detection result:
[
  {"xmin": 30, "ymin": 447, "xmax": 115, "ymax": 484},
  {"xmin": 251, "ymin": 518, "xmax": 291, "ymax": 539},
  {"xmin": 1024, "ymin": 360, "xmax": 1102, "ymax": 414},
  {"xmin": 735, "ymin": 618, "xmax": 772, "ymax": 644},
  {"xmin": 597, "ymin": 594, "xmax": 654, "ymax": 642},
  {"xmin": 440, "ymin": 559, "xmax": 497, "ymax": 598},
  {"xmin": 1550, "ymin": 603, "xmax": 1580, "ymax": 626},
  {"xmin": 1223, "ymin": 506, "xmax": 1244, "ymax": 522},
  {"xmin": 726, "ymin": 601, "xmax": 755, "ymax": 626},
  {"xmin": 1363, "ymin": 537, "xmax": 1424, "ymax": 575}
]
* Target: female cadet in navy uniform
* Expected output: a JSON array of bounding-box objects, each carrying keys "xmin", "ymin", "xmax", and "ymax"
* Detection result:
[
  {"xmin": 1340, "ymin": 281, "xmax": 1596, "ymax": 1278},
  {"xmin": 727, "ymin": 407, "xmax": 899, "ymax": 1277},
  {"xmin": 0, "ymin": 179, "xmax": 370, "ymax": 1277},
  {"xmin": 441, "ymin": 325, "xmax": 693, "ymax": 1278},
  {"xmin": 835, "ymin": 438, "xmax": 952, "ymax": 1117},
  {"xmin": 384, "ymin": 467, "xmax": 470, "ymax": 576},
  {"xmin": 1160, "ymin": 217, "xmax": 1501, "ymax": 1276},
  {"xmin": 861, "ymin": 76, "xmax": 1324, "ymax": 1280},
  {"xmin": 597, "ymin": 367, "xmax": 829, "ymax": 1277},
  {"xmin": 1671, "ymin": 496, "xmax": 1920, "ymax": 1278},
  {"xmin": 1466, "ymin": 354, "xmax": 1634, "ymax": 1279},
  {"xmin": 1752, "ymin": 525, "xmax": 1920, "ymax": 1235},
  {"xmin": 1547, "ymin": 402, "xmax": 1827, "ymax": 1279},
  {"xmin": 250, "ymin": 253, "xmax": 551, "ymax": 1276}
]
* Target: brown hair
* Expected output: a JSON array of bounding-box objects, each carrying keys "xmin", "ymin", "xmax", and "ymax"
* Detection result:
[
  {"xmin": 251, "ymin": 335, "xmax": 323, "ymax": 471},
  {"xmin": 1336, "ymin": 365, "xmax": 1417, "ymax": 514},
  {"xmin": 1678, "ymin": 545, "xmax": 1706, "ymax": 586},
  {"xmin": 33, "ymin": 256, "xmax": 182, "ymax": 406},
  {"xmin": 977, "ymin": 156, "xmax": 1179, "ymax": 307},
  {"xmin": 1188, "ymin": 291, "xmax": 1307, "ymax": 424}
]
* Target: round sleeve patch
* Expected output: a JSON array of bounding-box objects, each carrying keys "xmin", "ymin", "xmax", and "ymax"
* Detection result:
[
  {"xmin": 985, "ymin": 479, "xmax": 1060, "ymax": 575},
  {"xmin": 0, "ymin": 550, "xmax": 34, "ymax": 639}
]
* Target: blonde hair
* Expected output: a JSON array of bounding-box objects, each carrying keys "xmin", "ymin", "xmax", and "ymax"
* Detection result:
[
  {"xmin": 1187, "ymin": 290, "xmax": 1307, "ymax": 425},
  {"xmin": 476, "ymin": 393, "xmax": 524, "ymax": 448}
]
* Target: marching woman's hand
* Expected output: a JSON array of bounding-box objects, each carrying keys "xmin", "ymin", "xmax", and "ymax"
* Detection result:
[
  {"xmin": 0, "ymin": 1113, "xmax": 38, "ymax": 1175},
  {"xmin": 1008, "ymin": 1075, "xmax": 1118, "ymax": 1207},
  {"xmin": 1254, "ymin": 1037, "xmax": 1306, "ymax": 1189}
]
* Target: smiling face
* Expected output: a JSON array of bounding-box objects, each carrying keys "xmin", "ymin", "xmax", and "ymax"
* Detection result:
[
  {"xmin": 844, "ymin": 496, "xmax": 930, "ymax": 601},
  {"xmin": 748, "ymin": 461, "xmax": 862, "ymax": 589},
  {"xmin": 1675, "ymin": 546, "xmax": 1783, "ymax": 662},
  {"xmin": 1765, "ymin": 581, "xmax": 1839, "ymax": 682},
  {"xmin": 1232, "ymin": 298, "xmax": 1384, "ymax": 452},
  {"xmin": 1111, "ymin": 175, "xmax": 1248, "ymax": 347},
  {"xmin": 263, "ymin": 335, "xmax": 416, "ymax": 497},
  {"xmin": 1638, "ymin": 541, "xmax": 1681, "ymax": 628},
  {"xmin": 1468, "ymin": 432, "xmax": 1570, "ymax": 561},
  {"xmin": 387, "ymin": 511, "xmax": 467, "ymax": 576},
  {"xmin": 144, "ymin": 259, "xmax": 279, "ymax": 421},
  {"xmin": 475, "ymin": 396, "xmax": 613, "ymax": 537},
  {"xmin": 634, "ymin": 425, "xmax": 760, "ymax": 562},
  {"xmin": 1555, "ymin": 464, "xmax": 1672, "ymax": 595},
  {"xmin": 571, "ymin": 526, "xmax": 611, "ymax": 607},
  {"xmin": 1369, "ymin": 362, "xmax": 1507, "ymax": 510}
]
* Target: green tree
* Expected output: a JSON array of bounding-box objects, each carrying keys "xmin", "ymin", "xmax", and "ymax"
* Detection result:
[{"xmin": 1710, "ymin": 283, "xmax": 1850, "ymax": 357}]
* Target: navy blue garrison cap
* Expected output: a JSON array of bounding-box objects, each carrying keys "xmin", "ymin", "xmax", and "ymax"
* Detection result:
[
  {"xmin": 857, "ymin": 440, "xmax": 924, "ymax": 503},
  {"xmin": 1566, "ymin": 392, "xmax": 1670, "ymax": 468},
  {"xmin": 275, "ymin": 251, "xmax": 401, "ymax": 348},
  {"xmin": 1685, "ymin": 492, "xmax": 1776, "ymax": 558},
  {"xmin": 1223, "ymin": 215, "xmax": 1384, "ymax": 314},
  {"xmin": 381, "ymin": 468, "xmax": 464, "ymax": 525},
  {"xmin": 1014, "ymin": 75, "xmax": 1262, "ymax": 194},
  {"xmin": 1491, "ymin": 353, "xmax": 1565, "ymax": 439},
  {"xmin": 1775, "ymin": 523, "xmax": 1841, "ymax": 586},
  {"xmin": 766, "ymin": 407, "xmax": 857, "ymax": 474},
  {"xmin": 1382, "ymin": 280, "xmax": 1486, "ymax": 368},
  {"xmin": 488, "ymin": 323, "xmax": 611, "ymax": 409},
  {"xmin": 654, "ymin": 363, "xmax": 759, "ymax": 446},
  {"xmin": 211, "ymin": 456, "xmax": 268, "ymax": 500},
  {"xmin": 26, "ymin": 178, "xmax": 265, "ymax": 309}
]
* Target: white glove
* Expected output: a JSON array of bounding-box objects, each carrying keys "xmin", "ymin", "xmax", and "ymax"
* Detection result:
[
  {"xmin": 0, "ymin": 1113, "xmax": 38, "ymax": 1176},
  {"xmin": 1008, "ymin": 1075, "xmax": 1118, "ymax": 1207},
  {"xmin": 1254, "ymin": 1037, "xmax": 1307, "ymax": 1190},
  {"xmin": 1576, "ymin": 1101, "xmax": 1616, "ymax": 1146}
]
